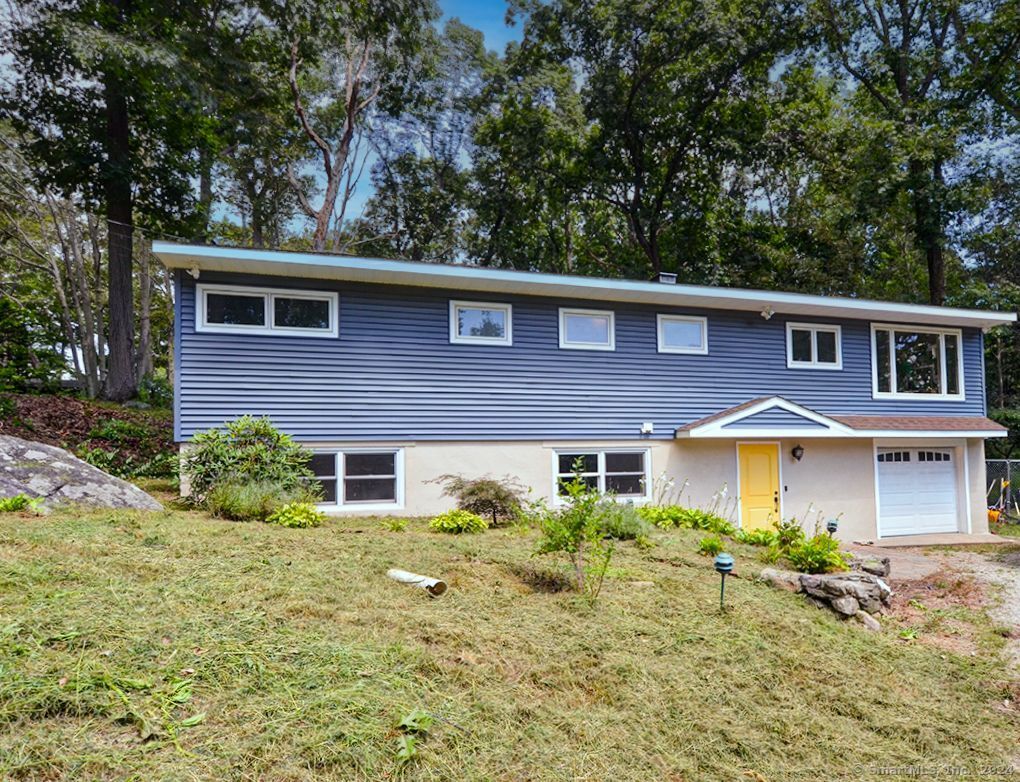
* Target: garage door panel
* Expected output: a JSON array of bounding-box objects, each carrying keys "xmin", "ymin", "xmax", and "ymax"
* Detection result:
[{"xmin": 877, "ymin": 448, "xmax": 959, "ymax": 537}]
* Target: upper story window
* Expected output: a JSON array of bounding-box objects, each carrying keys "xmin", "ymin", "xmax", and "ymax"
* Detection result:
[
  {"xmin": 559, "ymin": 308, "xmax": 615, "ymax": 351},
  {"xmin": 786, "ymin": 322, "xmax": 841, "ymax": 369},
  {"xmin": 197, "ymin": 284, "xmax": 338, "ymax": 338},
  {"xmin": 657, "ymin": 314, "xmax": 708, "ymax": 354},
  {"xmin": 449, "ymin": 300, "xmax": 512, "ymax": 345},
  {"xmin": 871, "ymin": 324, "xmax": 963, "ymax": 399}
]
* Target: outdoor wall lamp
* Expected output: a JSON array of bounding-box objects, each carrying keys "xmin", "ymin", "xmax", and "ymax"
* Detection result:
[
  {"xmin": 826, "ymin": 518, "xmax": 839, "ymax": 536},
  {"xmin": 791, "ymin": 444, "xmax": 805, "ymax": 461}
]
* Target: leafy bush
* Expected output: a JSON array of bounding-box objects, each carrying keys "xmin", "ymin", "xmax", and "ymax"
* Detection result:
[
  {"xmin": 76, "ymin": 445, "xmax": 179, "ymax": 480},
  {"xmin": 138, "ymin": 377, "xmax": 173, "ymax": 408},
  {"xmin": 697, "ymin": 535, "xmax": 725, "ymax": 556},
  {"xmin": 734, "ymin": 528, "xmax": 779, "ymax": 547},
  {"xmin": 785, "ymin": 534, "xmax": 848, "ymax": 574},
  {"xmin": 534, "ymin": 464, "xmax": 615, "ymax": 604},
  {"xmin": 759, "ymin": 544, "xmax": 783, "ymax": 565},
  {"xmin": 429, "ymin": 509, "xmax": 488, "ymax": 534},
  {"xmin": 382, "ymin": 517, "xmax": 409, "ymax": 532},
  {"xmin": 185, "ymin": 416, "xmax": 314, "ymax": 503},
  {"xmin": 0, "ymin": 494, "xmax": 39, "ymax": 513},
  {"xmin": 428, "ymin": 474, "xmax": 527, "ymax": 526},
  {"xmin": 637, "ymin": 505, "xmax": 734, "ymax": 535},
  {"xmin": 207, "ymin": 480, "xmax": 317, "ymax": 522},
  {"xmin": 773, "ymin": 517, "xmax": 807, "ymax": 550},
  {"xmin": 599, "ymin": 503, "xmax": 653, "ymax": 542},
  {"xmin": 267, "ymin": 502, "xmax": 325, "ymax": 528},
  {"xmin": 89, "ymin": 418, "xmax": 149, "ymax": 442}
]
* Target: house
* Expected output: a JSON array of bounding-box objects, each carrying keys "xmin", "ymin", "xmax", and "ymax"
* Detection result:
[{"xmin": 154, "ymin": 241, "xmax": 1017, "ymax": 542}]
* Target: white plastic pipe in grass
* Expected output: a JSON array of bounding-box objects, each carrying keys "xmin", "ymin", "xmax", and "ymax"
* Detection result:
[{"xmin": 387, "ymin": 568, "xmax": 447, "ymax": 597}]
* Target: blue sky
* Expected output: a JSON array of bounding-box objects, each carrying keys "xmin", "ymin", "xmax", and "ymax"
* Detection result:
[{"xmin": 439, "ymin": 0, "xmax": 521, "ymax": 53}]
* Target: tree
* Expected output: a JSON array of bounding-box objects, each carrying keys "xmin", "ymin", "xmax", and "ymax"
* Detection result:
[
  {"xmin": 813, "ymin": 0, "xmax": 1018, "ymax": 305},
  {"xmin": 274, "ymin": 0, "xmax": 439, "ymax": 252},
  {"xmin": 4, "ymin": 0, "xmax": 222, "ymax": 399}
]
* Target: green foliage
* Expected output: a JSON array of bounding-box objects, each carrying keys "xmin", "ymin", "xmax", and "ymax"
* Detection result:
[
  {"xmin": 734, "ymin": 528, "xmax": 779, "ymax": 547},
  {"xmin": 637, "ymin": 505, "xmax": 734, "ymax": 535},
  {"xmin": 382, "ymin": 517, "xmax": 409, "ymax": 532},
  {"xmin": 785, "ymin": 534, "xmax": 848, "ymax": 575},
  {"xmin": 599, "ymin": 503, "xmax": 653, "ymax": 542},
  {"xmin": 76, "ymin": 445, "xmax": 178, "ymax": 481},
  {"xmin": 697, "ymin": 535, "xmax": 725, "ymax": 557},
  {"xmin": 207, "ymin": 481, "xmax": 317, "ymax": 523},
  {"xmin": 534, "ymin": 462, "xmax": 615, "ymax": 604},
  {"xmin": 987, "ymin": 408, "xmax": 1020, "ymax": 459},
  {"xmin": 137, "ymin": 377, "xmax": 173, "ymax": 409},
  {"xmin": 428, "ymin": 473, "xmax": 527, "ymax": 526},
  {"xmin": 88, "ymin": 418, "xmax": 149, "ymax": 442},
  {"xmin": 394, "ymin": 707, "xmax": 433, "ymax": 767},
  {"xmin": 773, "ymin": 517, "xmax": 807, "ymax": 550},
  {"xmin": 0, "ymin": 298, "xmax": 65, "ymax": 393},
  {"xmin": 0, "ymin": 494, "xmax": 41, "ymax": 513},
  {"xmin": 266, "ymin": 502, "xmax": 325, "ymax": 529},
  {"xmin": 428, "ymin": 509, "xmax": 488, "ymax": 534},
  {"xmin": 185, "ymin": 416, "xmax": 314, "ymax": 504}
]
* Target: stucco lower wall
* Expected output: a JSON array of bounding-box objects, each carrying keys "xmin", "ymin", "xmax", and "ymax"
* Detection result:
[{"xmin": 179, "ymin": 436, "xmax": 990, "ymax": 540}]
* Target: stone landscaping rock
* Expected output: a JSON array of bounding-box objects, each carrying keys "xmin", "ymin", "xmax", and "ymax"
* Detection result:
[
  {"xmin": 847, "ymin": 552, "xmax": 892, "ymax": 578},
  {"xmin": 759, "ymin": 568, "xmax": 802, "ymax": 592},
  {"xmin": 854, "ymin": 610, "xmax": 882, "ymax": 632},
  {"xmin": 830, "ymin": 595, "xmax": 860, "ymax": 616},
  {"xmin": 760, "ymin": 567, "xmax": 894, "ymax": 620},
  {"xmin": 0, "ymin": 434, "xmax": 162, "ymax": 511}
]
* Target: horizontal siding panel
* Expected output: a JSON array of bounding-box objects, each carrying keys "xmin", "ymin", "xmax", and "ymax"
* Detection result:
[{"xmin": 175, "ymin": 271, "xmax": 988, "ymax": 441}]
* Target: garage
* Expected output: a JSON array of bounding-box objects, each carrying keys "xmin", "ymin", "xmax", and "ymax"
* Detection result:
[{"xmin": 876, "ymin": 448, "xmax": 960, "ymax": 536}]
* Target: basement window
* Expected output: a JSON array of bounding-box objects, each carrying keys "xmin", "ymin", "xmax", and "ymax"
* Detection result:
[
  {"xmin": 310, "ymin": 449, "xmax": 404, "ymax": 510},
  {"xmin": 554, "ymin": 450, "xmax": 649, "ymax": 501}
]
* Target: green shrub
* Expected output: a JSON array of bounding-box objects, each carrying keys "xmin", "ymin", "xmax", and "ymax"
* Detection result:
[
  {"xmin": 599, "ymin": 503, "xmax": 653, "ymax": 541},
  {"xmin": 637, "ymin": 505, "xmax": 734, "ymax": 535},
  {"xmin": 773, "ymin": 517, "xmax": 807, "ymax": 549},
  {"xmin": 734, "ymin": 528, "xmax": 779, "ymax": 547},
  {"xmin": 382, "ymin": 517, "xmax": 409, "ymax": 532},
  {"xmin": 785, "ymin": 534, "xmax": 848, "ymax": 574},
  {"xmin": 185, "ymin": 416, "xmax": 315, "ymax": 504},
  {"xmin": 88, "ymin": 418, "xmax": 149, "ymax": 442},
  {"xmin": 0, "ymin": 494, "xmax": 36, "ymax": 513},
  {"xmin": 207, "ymin": 480, "xmax": 317, "ymax": 522},
  {"xmin": 697, "ymin": 535, "xmax": 725, "ymax": 556},
  {"xmin": 759, "ymin": 543, "xmax": 783, "ymax": 565},
  {"xmin": 267, "ymin": 502, "xmax": 325, "ymax": 528},
  {"xmin": 138, "ymin": 377, "xmax": 173, "ymax": 408},
  {"xmin": 428, "ymin": 474, "xmax": 527, "ymax": 526},
  {"xmin": 429, "ymin": 509, "xmax": 488, "ymax": 534}
]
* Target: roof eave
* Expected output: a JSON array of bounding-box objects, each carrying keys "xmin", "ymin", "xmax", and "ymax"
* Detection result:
[{"xmin": 153, "ymin": 242, "xmax": 1018, "ymax": 330}]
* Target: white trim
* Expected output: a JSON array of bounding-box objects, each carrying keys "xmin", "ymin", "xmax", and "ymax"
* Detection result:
[
  {"xmin": 156, "ymin": 242, "xmax": 1016, "ymax": 330},
  {"xmin": 196, "ymin": 283, "xmax": 338, "ymax": 338},
  {"xmin": 558, "ymin": 308, "xmax": 616, "ymax": 351},
  {"xmin": 870, "ymin": 323, "xmax": 964, "ymax": 401},
  {"xmin": 550, "ymin": 447, "xmax": 651, "ymax": 504},
  {"xmin": 312, "ymin": 447, "xmax": 404, "ymax": 513},
  {"xmin": 735, "ymin": 441, "xmax": 783, "ymax": 530},
  {"xmin": 657, "ymin": 314, "xmax": 708, "ymax": 354},
  {"xmin": 785, "ymin": 322, "xmax": 842, "ymax": 370},
  {"xmin": 676, "ymin": 397, "xmax": 856, "ymax": 439},
  {"xmin": 963, "ymin": 441, "xmax": 972, "ymax": 534},
  {"xmin": 448, "ymin": 300, "xmax": 513, "ymax": 346}
]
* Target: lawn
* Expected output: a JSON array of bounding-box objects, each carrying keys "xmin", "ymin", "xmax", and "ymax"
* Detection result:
[{"xmin": 1, "ymin": 507, "xmax": 1017, "ymax": 781}]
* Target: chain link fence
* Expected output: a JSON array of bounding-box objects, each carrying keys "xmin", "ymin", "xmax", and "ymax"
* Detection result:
[{"xmin": 986, "ymin": 460, "xmax": 1020, "ymax": 512}]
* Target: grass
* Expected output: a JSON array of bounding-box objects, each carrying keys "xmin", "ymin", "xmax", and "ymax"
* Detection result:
[{"xmin": 0, "ymin": 508, "xmax": 1017, "ymax": 780}]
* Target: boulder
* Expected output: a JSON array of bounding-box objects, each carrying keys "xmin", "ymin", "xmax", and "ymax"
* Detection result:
[
  {"xmin": 800, "ymin": 572, "xmax": 893, "ymax": 616},
  {"xmin": 759, "ymin": 568, "xmax": 802, "ymax": 593},
  {"xmin": 0, "ymin": 434, "xmax": 162, "ymax": 511},
  {"xmin": 854, "ymin": 610, "xmax": 882, "ymax": 632},
  {"xmin": 846, "ymin": 551, "xmax": 892, "ymax": 578},
  {"xmin": 830, "ymin": 595, "xmax": 860, "ymax": 616}
]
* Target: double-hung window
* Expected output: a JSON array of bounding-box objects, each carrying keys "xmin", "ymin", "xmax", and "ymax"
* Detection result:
[
  {"xmin": 786, "ymin": 323, "xmax": 841, "ymax": 369},
  {"xmin": 554, "ymin": 450, "xmax": 650, "ymax": 501},
  {"xmin": 309, "ymin": 449, "xmax": 404, "ymax": 510},
  {"xmin": 197, "ymin": 284, "xmax": 338, "ymax": 337},
  {"xmin": 449, "ymin": 300, "xmax": 512, "ymax": 345},
  {"xmin": 871, "ymin": 324, "xmax": 963, "ymax": 399},
  {"xmin": 559, "ymin": 308, "xmax": 615, "ymax": 351}
]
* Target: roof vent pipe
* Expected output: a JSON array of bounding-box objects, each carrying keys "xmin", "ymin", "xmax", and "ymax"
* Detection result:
[{"xmin": 658, "ymin": 272, "xmax": 678, "ymax": 285}]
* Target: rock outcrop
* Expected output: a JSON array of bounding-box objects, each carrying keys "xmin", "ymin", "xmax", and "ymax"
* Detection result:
[
  {"xmin": 760, "ymin": 567, "xmax": 893, "ymax": 627},
  {"xmin": 0, "ymin": 434, "xmax": 162, "ymax": 511}
]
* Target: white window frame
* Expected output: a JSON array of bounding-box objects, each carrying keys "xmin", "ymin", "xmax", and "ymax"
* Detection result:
[
  {"xmin": 196, "ymin": 283, "xmax": 338, "ymax": 338},
  {"xmin": 785, "ymin": 322, "xmax": 842, "ymax": 370},
  {"xmin": 657, "ymin": 314, "xmax": 708, "ymax": 355},
  {"xmin": 558, "ymin": 308, "xmax": 616, "ymax": 351},
  {"xmin": 311, "ymin": 448, "xmax": 404, "ymax": 512},
  {"xmin": 870, "ymin": 323, "xmax": 965, "ymax": 401},
  {"xmin": 448, "ymin": 300, "xmax": 513, "ymax": 345},
  {"xmin": 551, "ymin": 448, "xmax": 651, "ymax": 503}
]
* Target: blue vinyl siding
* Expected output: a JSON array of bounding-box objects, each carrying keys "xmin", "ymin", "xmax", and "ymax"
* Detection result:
[
  {"xmin": 721, "ymin": 408, "xmax": 829, "ymax": 429},
  {"xmin": 175, "ymin": 271, "xmax": 988, "ymax": 442}
]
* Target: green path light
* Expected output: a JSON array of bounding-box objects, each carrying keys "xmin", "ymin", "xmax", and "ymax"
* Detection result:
[
  {"xmin": 826, "ymin": 518, "xmax": 839, "ymax": 536},
  {"xmin": 714, "ymin": 553, "xmax": 734, "ymax": 610}
]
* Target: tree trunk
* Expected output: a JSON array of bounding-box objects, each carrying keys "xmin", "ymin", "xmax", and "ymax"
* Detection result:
[
  {"xmin": 198, "ymin": 146, "xmax": 214, "ymax": 236},
  {"xmin": 103, "ymin": 68, "xmax": 137, "ymax": 401},
  {"xmin": 136, "ymin": 242, "xmax": 153, "ymax": 384},
  {"xmin": 910, "ymin": 158, "xmax": 946, "ymax": 306}
]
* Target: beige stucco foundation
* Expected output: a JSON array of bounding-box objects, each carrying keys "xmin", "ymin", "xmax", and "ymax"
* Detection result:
[{"xmin": 179, "ymin": 436, "xmax": 990, "ymax": 540}]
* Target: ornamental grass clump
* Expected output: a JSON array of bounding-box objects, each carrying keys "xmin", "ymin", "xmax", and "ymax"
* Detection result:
[
  {"xmin": 429, "ymin": 509, "xmax": 488, "ymax": 534},
  {"xmin": 206, "ymin": 480, "xmax": 318, "ymax": 522}
]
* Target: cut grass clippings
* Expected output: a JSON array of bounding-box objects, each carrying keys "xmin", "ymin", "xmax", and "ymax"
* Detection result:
[{"xmin": 0, "ymin": 508, "xmax": 1017, "ymax": 780}]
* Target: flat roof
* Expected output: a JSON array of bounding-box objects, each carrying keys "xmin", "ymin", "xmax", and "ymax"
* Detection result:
[{"xmin": 153, "ymin": 241, "xmax": 1017, "ymax": 330}]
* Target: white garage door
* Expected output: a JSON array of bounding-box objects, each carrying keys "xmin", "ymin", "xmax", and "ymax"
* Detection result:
[{"xmin": 877, "ymin": 448, "xmax": 960, "ymax": 536}]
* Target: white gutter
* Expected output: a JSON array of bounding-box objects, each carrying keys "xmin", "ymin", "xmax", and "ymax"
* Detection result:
[{"xmin": 153, "ymin": 241, "xmax": 1017, "ymax": 330}]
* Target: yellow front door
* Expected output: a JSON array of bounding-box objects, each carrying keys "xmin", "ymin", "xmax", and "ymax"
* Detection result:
[{"xmin": 738, "ymin": 443, "xmax": 780, "ymax": 531}]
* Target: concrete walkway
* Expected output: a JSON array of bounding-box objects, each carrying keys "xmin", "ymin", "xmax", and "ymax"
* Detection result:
[{"xmin": 855, "ymin": 532, "xmax": 1008, "ymax": 548}]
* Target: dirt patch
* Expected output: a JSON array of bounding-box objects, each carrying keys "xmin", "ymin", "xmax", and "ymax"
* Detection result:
[{"xmin": 888, "ymin": 570, "xmax": 989, "ymax": 656}]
